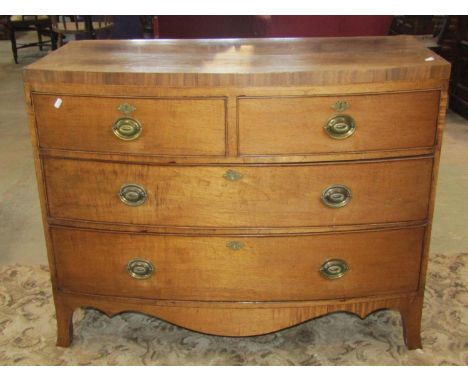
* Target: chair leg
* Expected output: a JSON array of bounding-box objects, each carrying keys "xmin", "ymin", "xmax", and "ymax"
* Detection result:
[
  {"xmin": 10, "ymin": 28, "xmax": 18, "ymax": 64},
  {"xmin": 37, "ymin": 28, "xmax": 43, "ymax": 51},
  {"xmin": 51, "ymin": 31, "xmax": 58, "ymax": 50}
]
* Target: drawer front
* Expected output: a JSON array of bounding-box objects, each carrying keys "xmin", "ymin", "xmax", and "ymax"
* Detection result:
[
  {"xmin": 51, "ymin": 227, "xmax": 424, "ymax": 301},
  {"xmin": 33, "ymin": 94, "xmax": 226, "ymax": 156},
  {"xmin": 238, "ymin": 91, "xmax": 440, "ymax": 156},
  {"xmin": 44, "ymin": 158, "xmax": 433, "ymax": 228}
]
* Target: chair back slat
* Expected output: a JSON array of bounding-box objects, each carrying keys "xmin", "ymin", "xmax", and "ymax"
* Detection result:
[{"xmin": 49, "ymin": 15, "xmax": 113, "ymax": 47}]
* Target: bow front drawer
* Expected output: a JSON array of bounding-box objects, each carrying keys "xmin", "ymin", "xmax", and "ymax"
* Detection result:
[
  {"xmin": 33, "ymin": 94, "xmax": 227, "ymax": 156},
  {"xmin": 51, "ymin": 226, "xmax": 424, "ymax": 301},
  {"xmin": 43, "ymin": 157, "xmax": 433, "ymax": 228},
  {"xmin": 238, "ymin": 91, "xmax": 440, "ymax": 156}
]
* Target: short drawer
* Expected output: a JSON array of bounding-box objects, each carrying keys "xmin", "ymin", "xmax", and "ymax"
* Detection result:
[
  {"xmin": 43, "ymin": 157, "xmax": 433, "ymax": 228},
  {"xmin": 238, "ymin": 91, "xmax": 440, "ymax": 156},
  {"xmin": 33, "ymin": 94, "xmax": 226, "ymax": 156},
  {"xmin": 51, "ymin": 226, "xmax": 424, "ymax": 301}
]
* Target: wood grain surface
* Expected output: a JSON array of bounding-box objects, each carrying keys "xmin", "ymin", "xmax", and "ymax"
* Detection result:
[
  {"xmin": 23, "ymin": 36, "xmax": 450, "ymax": 87},
  {"xmin": 51, "ymin": 226, "xmax": 424, "ymax": 301},
  {"xmin": 238, "ymin": 91, "xmax": 440, "ymax": 155},
  {"xmin": 53, "ymin": 290, "xmax": 423, "ymax": 349},
  {"xmin": 43, "ymin": 157, "xmax": 433, "ymax": 228},
  {"xmin": 33, "ymin": 94, "xmax": 227, "ymax": 156}
]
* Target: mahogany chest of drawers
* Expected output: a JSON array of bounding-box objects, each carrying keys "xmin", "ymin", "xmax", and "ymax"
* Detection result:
[{"xmin": 24, "ymin": 36, "xmax": 450, "ymax": 349}]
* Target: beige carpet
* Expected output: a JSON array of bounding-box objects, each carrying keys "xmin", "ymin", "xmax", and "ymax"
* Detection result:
[{"xmin": 0, "ymin": 253, "xmax": 466, "ymax": 365}]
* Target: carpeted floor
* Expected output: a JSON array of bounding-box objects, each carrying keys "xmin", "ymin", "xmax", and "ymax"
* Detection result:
[{"xmin": 0, "ymin": 253, "xmax": 467, "ymax": 365}]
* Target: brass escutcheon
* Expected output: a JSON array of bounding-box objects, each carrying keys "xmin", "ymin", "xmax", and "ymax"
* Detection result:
[
  {"xmin": 324, "ymin": 114, "xmax": 356, "ymax": 139},
  {"xmin": 320, "ymin": 259, "xmax": 349, "ymax": 280},
  {"xmin": 119, "ymin": 184, "xmax": 147, "ymax": 206},
  {"xmin": 321, "ymin": 184, "xmax": 352, "ymax": 208},
  {"xmin": 223, "ymin": 169, "xmax": 243, "ymax": 181},
  {"xmin": 127, "ymin": 259, "xmax": 154, "ymax": 280},
  {"xmin": 117, "ymin": 103, "xmax": 136, "ymax": 114},
  {"xmin": 331, "ymin": 100, "xmax": 350, "ymax": 112},
  {"xmin": 112, "ymin": 117, "xmax": 142, "ymax": 141},
  {"xmin": 226, "ymin": 241, "xmax": 245, "ymax": 251}
]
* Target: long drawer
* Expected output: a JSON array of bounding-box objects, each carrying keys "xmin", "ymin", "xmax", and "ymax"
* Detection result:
[
  {"xmin": 51, "ymin": 226, "xmax": 424, "ymax": 301},
  {"xmin": 33, "ymin": 94, "xmax": 227, "ymax": 156},
  {"xmin": 43, "ymin": 157, "xmax": 433, "ymax": 228},
  {"xmin": 238, "ymin": 91, "xmax": 440, "ymax": 156}
]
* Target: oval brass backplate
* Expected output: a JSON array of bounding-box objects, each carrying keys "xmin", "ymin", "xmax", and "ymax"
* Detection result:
[
  {"xmin": 119, "ymin": 184, "xmax": 147, "ymax": 206},
  {"xmin": 324, "ymin": 114, "xmax": 356, "ymax": 139},
  {"xmin": 127, "ymin": 259, "xmax": 154, "ymax": 280},
  {"xmin": 320, "ymin": 259, "xmax": 349, "ymax": 280},
  {"xmin": 112, "ymin": 117, "xmax": 142, "ymax": 141},
  {"xmin": 321, "ymin": 184, "xmax": 352, "ymax": 208}
]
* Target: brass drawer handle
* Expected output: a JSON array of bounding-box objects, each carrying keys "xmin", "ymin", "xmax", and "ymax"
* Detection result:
[
  {"xmin": 223, "ymin": 169, "xmax": 243, "ymax": 181},
  {"xmin": 324, "ymin": 114, "xmax": 356, "ymax": 139},
  {"xmin": 119, "ymin": 184, "xmax": 147, "ymax": 206},
  {"xmin": 321, "ymin": 184, "xmax": 352, "ymax": 208},
  {"xmin": 320, "ymin": 259, "xmax": 349, "ymax": 280},
  {"xmin": 226, "ymin": 241, "xmax": 245, "ymax": 251},
  {"xmin": 127, "ymin": 259, "xmax": 154, "ymax": 280},
  {"xmin": 112, "ymin": 117, "xmax": 142, "ymax": 140}
]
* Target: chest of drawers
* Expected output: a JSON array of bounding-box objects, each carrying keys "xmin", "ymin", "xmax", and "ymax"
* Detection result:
[{"xmin": 24, "ymin": 36, "xmax": 450, "ymax": 349}]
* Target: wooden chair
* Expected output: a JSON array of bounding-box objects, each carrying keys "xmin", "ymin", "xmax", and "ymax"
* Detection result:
[
  {"xmin": 6, "ymin": 16, "xmax": 57, "ymax": 64},
  {"xmin": 140, "ymin": 16, "xmax": 155, "ymax": 39},
  {"xmin": 50, "ymin": 16, "xmax": 113, "ymax": 47},
  {"xmin": 389, "ymin": 16, "xmax": 436, "ymax": 35},
  {"xmin": 449, "ymin": 16, "xmax": 468, "ymax": 119},
  {"xmin": 432, "ymin": 16, "xmax": 460, "ymax": 63}
]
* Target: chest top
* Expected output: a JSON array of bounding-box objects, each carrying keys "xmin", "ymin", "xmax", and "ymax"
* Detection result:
[{"xmin": 23, "ymin": 35, "xmax": 450, "ymax": 87}]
